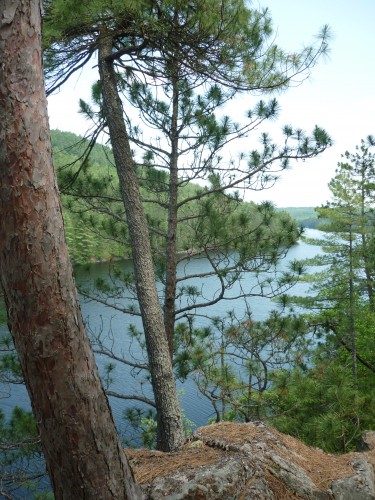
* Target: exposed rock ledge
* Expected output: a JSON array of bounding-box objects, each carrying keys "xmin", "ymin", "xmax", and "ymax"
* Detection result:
[{"xmin": 127, "ymin": 422, "xmax": 375, "ymax": 499}]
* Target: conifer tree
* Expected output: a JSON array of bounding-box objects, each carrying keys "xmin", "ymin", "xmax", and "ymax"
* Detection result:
[
  {"xmin": 0, "ymin": 1, "xmax": 142, "ymax": 497},
  {"xmin": 311, "ymin": 140, "xmax": 375, "ymax": 381},
  {"xmin": 338, "ymin": 138, "xmax": 375, "ymax": 310},
  {"xmin": 43, "ymin": 0, "xmax": 331, "ymax": 450},
  {"xmin": 286, "ymin": 138, "xmax": 375, "ymax": 384},
  {"xmin": 263, "ymin": 141, "xmax": 375, "ymax": 452}
]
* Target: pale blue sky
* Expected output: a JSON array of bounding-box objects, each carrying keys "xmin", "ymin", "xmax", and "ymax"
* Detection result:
[{"xmin": 47, "ymin": 1, "xmax": 375, "ymax": 207}]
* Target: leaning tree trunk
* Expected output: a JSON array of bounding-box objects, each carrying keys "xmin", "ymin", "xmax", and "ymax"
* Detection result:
[
  {"xmin": 98, "ymin": 35, "xmax": 185, "ymax": 452},
  {"xmin": 0, "ymin": 2, "xmax": 142, "ymax": 498}
]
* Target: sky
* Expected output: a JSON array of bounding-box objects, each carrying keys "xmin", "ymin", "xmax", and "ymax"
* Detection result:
[{"xmin": 47, "ymin": 0, "xmax": 375, "ymax": 208}]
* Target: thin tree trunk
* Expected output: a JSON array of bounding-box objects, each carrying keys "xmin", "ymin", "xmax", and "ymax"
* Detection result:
[
  {"xmin": 361, "ymin": 232, "xmax": 374, "ymax": 310},
  {"xmin": 0, "ymin": 1, "xmax": 142, "ymax": 498},
  {"xmin": 164, "ymin": 73, "xmax": 180, "ymax": 357},
  {"xmin": 98, "ymin": 35, "xmax": 185, "ymax": 452},
  {"xmin": 360, "ymin": 183, "xmax": 374, "ymax": 310},
  {"xmin": 348, "ymin": 229, "xmax": 357, "ymax": 383}
]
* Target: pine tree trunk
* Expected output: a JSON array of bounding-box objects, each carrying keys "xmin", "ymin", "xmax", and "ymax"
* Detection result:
[
  {"xmin": 0, "ymin": 2, "xmax": 142, "ymax": 497},
  {"xmin": 164, "ymin": 74, "xmax": 180, "ymax": 357},
  {"xmin": 360, "ymin": 184, "xmax": 374, "ymax": 311},
  {"xmin": 98, "ymin": 36, "xmax": 185, "ymax": 452},
  {"xmin": 348, "ymin": 230, "xmax": 358, "ymax": 383}
]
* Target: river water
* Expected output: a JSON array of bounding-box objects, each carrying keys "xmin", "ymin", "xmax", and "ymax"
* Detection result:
[{"xmin": 0, "ymin": 229, "xmax": 323, "ymax": 474}]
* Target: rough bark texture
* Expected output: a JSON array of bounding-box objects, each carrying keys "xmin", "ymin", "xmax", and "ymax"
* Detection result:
[
  {"xmin": 0, "ymin": 2, "xmax": 142, "ymax": 498},
  {"xmin": 98, "ymin": 35, "xmax": 185, "ymax": 452}
]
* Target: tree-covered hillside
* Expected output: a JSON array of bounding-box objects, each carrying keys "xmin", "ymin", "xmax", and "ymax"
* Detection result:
[
  {"xmin": 52, "ymin": 129, "xmax": 125, "ymax": 264},
  {"xmin": 52, "ymin": 129, "xmax": 301, "ymax": 264},
  {"xmin": 277, "ymin": 207, "xmax": 318, "ymax": 228}
]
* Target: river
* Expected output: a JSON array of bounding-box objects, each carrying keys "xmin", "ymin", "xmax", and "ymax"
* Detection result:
[{"xmin": 0, "ymin": 229, "xmax": 323, "ymax": 492}]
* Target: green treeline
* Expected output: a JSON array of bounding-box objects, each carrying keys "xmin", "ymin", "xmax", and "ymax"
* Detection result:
[
  {"xmin": 278, "ymin": 207, "xmax": 319, "ymax": 228},
  {"xmin": 52, "ymin": 129, "xmax": 301, "ymax": 264},
  {"xmin": 52, "ymin": 129, "xmax": 125, "ymax": 264}
]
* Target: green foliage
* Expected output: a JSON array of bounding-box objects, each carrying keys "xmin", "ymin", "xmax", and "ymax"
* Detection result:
[
  {"xmin": 123, "ymin": 403, "xmax": 195, "ymax": 449},
  {"xmin": 269, "ymin": 138, "xmax": 375, "ymax": 452},
  {"xmin": 123, "ymin": 408, "xmax": 158, "ymax": 449},
  {"xmin": 172, "ymin": 138, "xmax": 375, "ymax": 452},
  {"xmin": 6, "ymin": 407, "xmax": 37, "ymax": 440},
  {"xmin": 52, "ymin": 129, "xmax": 303, "ymax": 268},
  {"xmin": 0, "ymin": 406, "xmax": 47, "ymax": 497},
  {"xmin": 278, "ymin": 207, "xmax": 319, "ymax": 228},
  {"xmin": 52, "ymin": 130, "xmax": 128, "ymax": 264},
  {"xmin": 287, "ymin": 138, "xmax": 375, "ymax": 378},
  {"xmin": 269, "ymin": 360, "xmax": 375, "ymax": 453},
  {"xmin": 43, "ymin": 0, "xmax": 330, "ymax": 96},
  {"xmin": 44, "ymin": 0, "xmax": 331, "ymax": 276},
  {"xmin": 0, "ymin": 350, "xmax": 23, "ymax": 383},
  {"xmin": 177, "ymin": 307, "xmax": 310, "ymax": 423}
]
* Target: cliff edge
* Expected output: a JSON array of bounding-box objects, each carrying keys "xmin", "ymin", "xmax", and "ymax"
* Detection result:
[{"xmin": 127, "ymin": 421, "xmax": 375, "ymax": 499}]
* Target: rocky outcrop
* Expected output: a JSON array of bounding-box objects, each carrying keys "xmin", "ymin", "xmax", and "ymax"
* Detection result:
[
  {"xmin": 127, "ymin": 422, "xmax": 375, "ymax": 499},
  {"xmin": 331, "ymin": 458, "xmax": 375, "ymax": 500},
  {"xmin": 357, "ymin": 431, "xmax": 375, "ymax": 452}
]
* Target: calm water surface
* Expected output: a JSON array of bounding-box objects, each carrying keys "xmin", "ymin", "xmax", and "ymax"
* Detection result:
[{"xmin": 0, "ymin": 229, "xmax": 324, "ymax": 434}]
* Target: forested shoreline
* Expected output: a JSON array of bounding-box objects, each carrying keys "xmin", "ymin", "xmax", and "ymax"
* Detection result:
[
  {"xmin": 1, "ymin": 1, "xmax": 374, "ymax": 498},
  {"xmin": 53, "ymin": 129, "xmax": 313, "ymax": 265}
]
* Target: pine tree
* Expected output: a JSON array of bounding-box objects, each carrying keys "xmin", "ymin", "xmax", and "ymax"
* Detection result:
[
  {"xmin": 0, "ymin": 2, "xmax": 142, "ymax": 497},
  {"xmin": 268, "ymin": 139, "xmax": 375, "ymax": 452},
  {"xmin": 311, "ymin": 139, "xmax": 375, "ymax": 381},
  {"xmin": 43, "ymin": 0, "xmax": 331, "ymax": 450}
]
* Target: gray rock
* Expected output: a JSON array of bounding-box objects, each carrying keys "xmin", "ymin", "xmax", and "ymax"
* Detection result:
[
  {"xmin": 147, "ymin": 455, "xmax": 250, "ymax": 499},
  {"xmin": 135, "ymin": 422, "xmax": 375, "ymax": 499},
  {"xmin": 331, "ymin": 458, "xmax": 375, "ymax": 500},
  {"xmin": 268, "ymin": 453, "xmax": 331, "ymax": 499},
  {"xmin": 357, "ymin": 431, "xmax": 375, "ymax": 452}
]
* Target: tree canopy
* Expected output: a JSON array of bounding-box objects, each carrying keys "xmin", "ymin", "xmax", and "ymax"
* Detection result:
[{"xmin": 42, "ymin": 0, "xmax": 332, "ymax": 451}]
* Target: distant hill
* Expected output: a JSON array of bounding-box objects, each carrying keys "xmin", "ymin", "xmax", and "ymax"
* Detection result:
[
  {"xmin": 51, "ymin": 129, "xmax": 303, "ymax": 264},
  {"xmin": 277, "ymin": 207, "xmax": 319, "ymax": 229},
  {"xmin": 51, "ymin": 129, "xmax": 113, "ymax": 166}
]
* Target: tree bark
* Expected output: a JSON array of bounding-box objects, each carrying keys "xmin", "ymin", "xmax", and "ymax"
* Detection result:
[
  {"xmin": 348, "ymin": 228, "xmax": 357, "ymax": 383},
  {"xmin": 163, "ymin": 72, "xmax": 180, "ymax": 357},
  {"xmin": 0, "ymin": 1, "xmax": 142, "ymax": 498},
  {"xmin": 98, "ymin": 35, "xmax": 185, "ymax": 452}
]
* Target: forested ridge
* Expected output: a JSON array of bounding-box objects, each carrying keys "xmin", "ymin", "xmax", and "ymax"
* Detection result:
[
  {"xmin": 52, "ymin": 129, "xmax": 301, "ymax": 264},
  {"xmin": 278, "ymin": 206, "xmax": 319, "ymax": 228}
]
